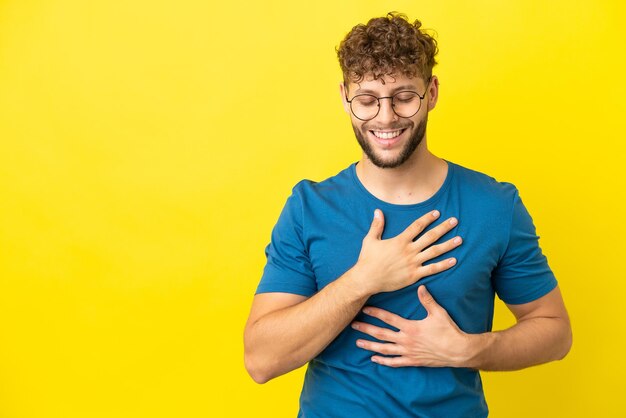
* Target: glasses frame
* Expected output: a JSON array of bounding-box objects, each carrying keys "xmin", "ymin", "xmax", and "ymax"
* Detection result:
[{"xmin": 344, "ymin": 78, "xmax": 432, "ymax": 121}]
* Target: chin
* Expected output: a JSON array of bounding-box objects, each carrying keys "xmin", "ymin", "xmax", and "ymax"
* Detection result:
[
  {"xmin": 359, "ymin": 129, "xmax": 425, "ymax": 169},
  {"xmin": 353, "ymin": 115, "xmax": 428, "ymax": 169}
]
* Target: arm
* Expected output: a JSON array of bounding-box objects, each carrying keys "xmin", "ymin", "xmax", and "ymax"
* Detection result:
[
  {"xmin": 244, "ymin": 270, "xmax": 370, "ymax": 384},
  {"xmin": 468, "ymin": 285, "xmax": 572, "ymax": 370},
  {"xmin": 244, "ymin": 209, "xmax": 463, "ymax": 383},
  {"xmin": 351, "ymin": 285, "xmax": 572, "ymax": 370}
]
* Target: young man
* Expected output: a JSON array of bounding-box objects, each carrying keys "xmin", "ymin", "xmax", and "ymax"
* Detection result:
[{"xmin": 244, "ymin": 13, "xmax": 572, "ymax": 417}]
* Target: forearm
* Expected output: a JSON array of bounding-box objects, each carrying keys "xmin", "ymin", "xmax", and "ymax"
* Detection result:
[
  {"xmin": 244, "ymin": 268, "xmax": 371, "ymax": 383},
  {"xmin": 466, "ymin": 316, "xmax": 572, "ymax": 371}
]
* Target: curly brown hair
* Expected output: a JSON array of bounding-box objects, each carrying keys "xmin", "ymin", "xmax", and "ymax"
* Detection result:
[{"xmin": 336, "ymin": 12, "xmax": 438, "ymax": 85}]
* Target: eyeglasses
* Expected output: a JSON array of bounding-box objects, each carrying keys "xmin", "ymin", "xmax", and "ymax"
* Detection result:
[{"xmin": 345, "ymin": 80, "xmax": 430, "ymax": 121}]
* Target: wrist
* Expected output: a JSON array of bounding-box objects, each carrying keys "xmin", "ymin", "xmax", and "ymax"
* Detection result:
[
  {"xmin": 462, "ymin": 332, "xmax": 498, "ymax": 369},
  {"xmin": 341, "ymin": 264, "xmax": 377, "ymax": 300}
]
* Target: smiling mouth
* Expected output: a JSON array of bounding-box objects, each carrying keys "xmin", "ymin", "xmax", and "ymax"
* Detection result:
[{"xmin": 370, "ymin": 128, "xmax": 407, "ymax": 139}]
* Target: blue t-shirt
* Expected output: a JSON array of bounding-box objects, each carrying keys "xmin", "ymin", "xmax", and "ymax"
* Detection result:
[{"xmin": 256, "ymin": 161, "xmax": 557, "ymax": 418}]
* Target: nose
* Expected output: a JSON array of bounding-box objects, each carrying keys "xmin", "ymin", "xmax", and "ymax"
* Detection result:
[{"xmin": 375, "ymin": 97, "xmax": 398, "ymax": 123}]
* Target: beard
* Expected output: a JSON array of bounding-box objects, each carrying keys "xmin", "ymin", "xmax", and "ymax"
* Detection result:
[{"xmin": 352, "ymin": 115, "xmax": 428, "ymax": 169}]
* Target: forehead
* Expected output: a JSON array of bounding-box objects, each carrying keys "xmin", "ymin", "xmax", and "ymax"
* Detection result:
[{"xmin": 348, "ymin": 73, "xmax": 426, "ymax": 94}]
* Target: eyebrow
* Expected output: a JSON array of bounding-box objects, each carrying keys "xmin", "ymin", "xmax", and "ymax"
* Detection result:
[{"xmin": 351, "ymin": 84, "xmax": 418, "ymax": 95}]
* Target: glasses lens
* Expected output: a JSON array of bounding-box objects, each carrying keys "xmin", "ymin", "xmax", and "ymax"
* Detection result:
[
  {"xmin": 392, "ymin": 92, "xmax": 421, "ymax": 118},
  {"xmin": 351, "ymin": 95, "xmax": 379, "ymax": 120}
]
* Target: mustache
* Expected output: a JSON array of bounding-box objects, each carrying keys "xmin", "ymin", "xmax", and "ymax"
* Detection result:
[{"xmin": 362, "ymin": 122, "xmax": 411, "ymax": 131}]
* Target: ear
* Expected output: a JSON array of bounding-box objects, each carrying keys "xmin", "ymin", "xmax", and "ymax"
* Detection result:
[
  {"xmin": 339, "ymin": 82, "xmax": 351, "ymax": 115},
  {"xmin": 426, "ymin": 75, "xmax": 439, "ymax": 111}
]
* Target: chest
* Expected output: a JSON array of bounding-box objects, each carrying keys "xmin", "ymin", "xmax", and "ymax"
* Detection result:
[{"xmin": 304, "ymin": 202, "xmax": 506, "ymax": 331}]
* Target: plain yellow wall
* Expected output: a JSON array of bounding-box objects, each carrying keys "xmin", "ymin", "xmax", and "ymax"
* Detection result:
[{"xmin": 1, "ymin": 1, "xmax": 625, "ymax": 417}]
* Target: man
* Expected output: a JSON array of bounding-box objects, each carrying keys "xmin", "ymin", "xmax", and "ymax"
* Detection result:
[{"xmin": 244, "ymin": 12, "xmax": 572, "ymax": 417}]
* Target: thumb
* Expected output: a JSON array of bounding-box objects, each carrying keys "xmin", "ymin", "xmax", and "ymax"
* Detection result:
[
  {"xmin": 366, "ymin": 209, "xmax": 385, "ymax": 240},
  {"xmin": 418, "ymin": 285, "xmax": 440, "ymax": 316}
]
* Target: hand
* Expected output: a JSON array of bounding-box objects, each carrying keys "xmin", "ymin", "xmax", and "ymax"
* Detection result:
[
  {"xmin": 351, "ymin": 285, "xmax": 473, "ymax": 367},
  {"xmin": 353, "ymin": 209, "xmax": 462, "ymax": 295}
]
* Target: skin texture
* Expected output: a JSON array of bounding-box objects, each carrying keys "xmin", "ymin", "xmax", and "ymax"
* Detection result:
[
  {"xmin": 244, "ymin": 72, "xmax": 572, "ymax": 384},
  {"xmin": 346, "ymin": 79, "xmax": 430, "ymax": 169},
  {"xmin": 342, "ymin": 75, "xmax": 432, "ymax": 173}
]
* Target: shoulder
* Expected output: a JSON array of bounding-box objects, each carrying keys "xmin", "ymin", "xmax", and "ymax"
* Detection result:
[
  {"xmin": 450, "ymin": 161, "xmax": 519, "ymax": 206},
  {"xmin": 289, "ymin": 164, "xmax": 356, "ymax": 204}
]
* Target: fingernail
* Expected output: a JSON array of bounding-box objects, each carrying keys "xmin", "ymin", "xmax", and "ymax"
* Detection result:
[
  {"xmin": 448, "ymin": 258, "xmax": 457, "ymax": 265},
  {"xmin": 374, "ymin": 209, "xmax": 381, "ymax": 218},
  {"xmin": 362, "ymin": 308, "xmax": 371, "ymax": 314},
  {"xmin": 453, "ymin": 236, "xmax": 462, "ymax": 244},
  {"xmin": 449, "ymin": 218, "xmax": 458, "ymax": 225},
  {"xmin": 351, "ymin": 323, "xmax": 359, "ymax": 330},
  {"xmin": 432, "ymin": 210, "xmax": 440, "ymax": 217},
  {"xmin": 357, "ymin": 340, "xmax": 364, "ymax": 347}
]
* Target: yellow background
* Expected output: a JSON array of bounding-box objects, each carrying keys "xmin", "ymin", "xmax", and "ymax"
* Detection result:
[{"xmin": 1, "ymin": 0, "xmax": 625, "ymax": 417}]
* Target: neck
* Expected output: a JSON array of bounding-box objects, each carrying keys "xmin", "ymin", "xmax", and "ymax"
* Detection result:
[{"xmin": 355, "ymin": 140, "xmax": 448, "ymax": 205}]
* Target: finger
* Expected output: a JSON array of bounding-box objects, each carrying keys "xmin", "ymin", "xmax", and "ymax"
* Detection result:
[
  {"xmin": 400, "ymin": 210, "xmax": 440, "ymax": 241},
  {"xmin": 415, "ymin": 257, "xmax": 457, "ymax": 279},
  {"xmin": 416, "ymin": 236, "xmax": 462, "ymax": 264},
  {"xmin": 365, "ymin": 209, "xmax": 385, "ymax": 240},
  {"xmin": 371, "ymin": 355, "xmax": 414, "ymax": 368},
  {"xmin": 351, "ymin": 321, "xmax": 399, "ymax": 342},
  {"xmin": 411, "ymin": 216, "xmax": 458, "ymax": 251},
  {"xmin": 356, "ymin": 339, "xmax": 404, "ymax": 356},
  {"xmin": 362, "ymin": 306, "xmax": 407, "ymax": 330},
  {"xmin": 417, "ymin": 285, "xmax": 442, "ymax": 316}
]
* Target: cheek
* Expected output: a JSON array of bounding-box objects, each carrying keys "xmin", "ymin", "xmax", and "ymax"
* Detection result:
[
  {"xmin": 361, "ymin": 121, "xmax": 374, "ymax": 132},
  {"xmin": 352, "ymin": 120, "xmax": 368, "ymax": 133}
]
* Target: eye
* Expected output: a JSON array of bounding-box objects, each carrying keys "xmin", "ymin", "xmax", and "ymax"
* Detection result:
[
  {"xmin": 354, "ymin": 95, "xmax": 378, "ymax": 107},
  {"xmin": 394, "ymin": 92, "xmax": 418, "ymax": 103}
]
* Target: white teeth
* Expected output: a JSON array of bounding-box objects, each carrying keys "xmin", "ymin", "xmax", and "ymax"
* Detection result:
[{"xmin": 372, "ymin": 130, "xmax": 403, "ymax": 139}]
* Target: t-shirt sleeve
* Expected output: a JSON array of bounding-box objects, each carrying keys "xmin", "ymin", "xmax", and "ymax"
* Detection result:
[
  {"xmin": 492, "ymin": 189, "xmax": 558, "ymax": 305},
  {"xmin": 255, "ymin": 184, "xmax": 317, "ymax": 297}
]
